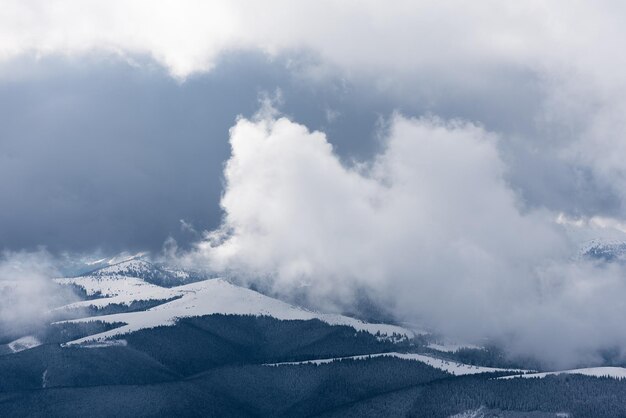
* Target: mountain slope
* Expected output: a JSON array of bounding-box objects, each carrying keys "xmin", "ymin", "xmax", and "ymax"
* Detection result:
[
  {"xmin": 3, "ymin": 257, "xmax": 626, "ymax": 417},
  {"xmin": 56, "ymin": 278, "xmax": 413, "ymax": 346}
]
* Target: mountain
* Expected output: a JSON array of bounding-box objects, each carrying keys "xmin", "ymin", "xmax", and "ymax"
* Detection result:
[
  {"xmin": 2, "ymin": 259, "xmax": 626, "ymax": 417},
  {"xmin": 54, "ymin": 259, "xmax": 413, "ymax": 345},
  {"xmin": 80, "ymin": 257, "xmax": 203, "ymax": 287},
  {"xmin": 58, "ymin": 277, "xmax": 413, "ymax": 345}
]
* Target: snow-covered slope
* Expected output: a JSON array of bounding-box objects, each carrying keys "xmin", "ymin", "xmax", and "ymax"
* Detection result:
[
  {"xmin": 53, "ymin": 259, "xmax": 207, "ymax": 312},
  {"xmin": 86, "ymin": 259, "xmax": 187, "ymax": 280},
  {"xmin": 56, "ymin": 278, "xmax": 414, "ymax": 346},
  {"xmin": 265, "ymin": 352, "xmax": 528, "ymax": 376},
  {"xmin": 56, "ymin": 275, "xmax": 170, "ymax": 299},
  {"xmin": 54, "ymin": 275, "xmax": 182, "ymax": 310},
  {"xmin": 500, "ymin": 367, "xmax": 626, "ymax": 380}
]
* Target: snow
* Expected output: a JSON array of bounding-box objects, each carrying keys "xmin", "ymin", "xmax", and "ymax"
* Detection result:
[
  {"xmin": 79, "ymin": 339, "xmax": 128, "ymax": 349},
  {"xmin": 449, "ymin": 407, "xmax": 487, "ymax": 418},
  {"xmin": 54, "ymin": 259, "xmax": 198, "ymax": 310},
  {"xmin": 161, "ymin": 267, "xmax": 190, "ymax": 279},
  {"xmin": 427, "ymin": 342, "xmax": 482, "ymax": 353},
  {"xmin": 500, "ymin": 367, "xmax": 626, "ymax": 380},
  {"xmin": 265, "ymin": 352, "xmax": 527, "ymax": 376},
  {"xmin": 54, "ymin": 275, "xmax": 182, "ymax": 309},
  {"xmin": 56, "ymin": 279, "xmax": 414, "ymax": 346},
  {"xmin": 579, "ymin": 238, "xmax": 626, "ymax": 254},
  {"xmin": 87, "ymin": 259, "xmax": 154, "ymax": 277},
  {"xmin": 8, "ymin": 336, "xmax": 42, "ymax": 353}
]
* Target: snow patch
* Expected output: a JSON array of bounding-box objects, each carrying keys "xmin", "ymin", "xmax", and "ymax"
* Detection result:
[
  {"xmin": 54, "ymin": 275, "xmax": 183, "ymax": 309},
  {"xmin": 265, "ymin": 352, "xmax": 527, "ymax": 376},
  {"xmin": 500, "ymin": 366, "xmax": 626, "ymax": 380},
  {"xmin": 161, "ymin": 267, "xmax": 190, "ymax": 279},
  {"xmin": 8, "ymin": 336, "xmax": 41, "ymax": 353},
  {"xmin": 77, "ymin": 339, "xmax": 128, "ymax": 349}
]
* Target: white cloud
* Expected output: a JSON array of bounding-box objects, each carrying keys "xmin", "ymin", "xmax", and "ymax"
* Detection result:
[
  {"xmin": 0, "ymin": 1, "xmax": 622, "ymax": 82},
  {"xmin": 179, "ymin": 109, "xmax": 626, "ymax": 367}
]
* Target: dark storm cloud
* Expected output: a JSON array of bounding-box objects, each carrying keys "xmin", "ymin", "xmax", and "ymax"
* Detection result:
[
  {"xmin": 0, "ymin": 51, "xmax": 622, "ymax": 255},
  {"xmin": 0, "ymin": 53, "xmax": 394, "ymax": 253},
  {"xmin": 0, "ymin": 54, "xmax": 252, "ymax": 253}
]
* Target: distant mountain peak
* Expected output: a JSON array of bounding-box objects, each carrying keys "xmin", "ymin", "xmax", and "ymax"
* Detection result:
[
  {"xmin": 579, "ymin": 238, "xmax": 626, "ymax": 262},
  {"xmin": 79, "ymin": 257, "xmax": 198, "ymax": 287}
]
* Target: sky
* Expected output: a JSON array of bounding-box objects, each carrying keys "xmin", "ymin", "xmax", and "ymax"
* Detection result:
[{"xmin": 2, "ymin": 1, "xmax": 626, "ymax": 367}]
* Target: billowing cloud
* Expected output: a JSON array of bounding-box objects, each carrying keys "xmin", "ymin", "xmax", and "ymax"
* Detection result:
[{"xmin": 181, "ymin": 109, "xmax": 626, "ymax": 367}]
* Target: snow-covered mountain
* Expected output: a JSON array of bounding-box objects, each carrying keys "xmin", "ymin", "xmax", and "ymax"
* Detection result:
[
  {"xmin": 79, "ymin": 257, "xmax": 201, "ymax": 287},
  {"xmin": 55, "ymin": 259, "xmax": 626, "ymax": 382},
  {"xmin": 53, "ymin": 259, "xmax": 413, "ymax": 346}
]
